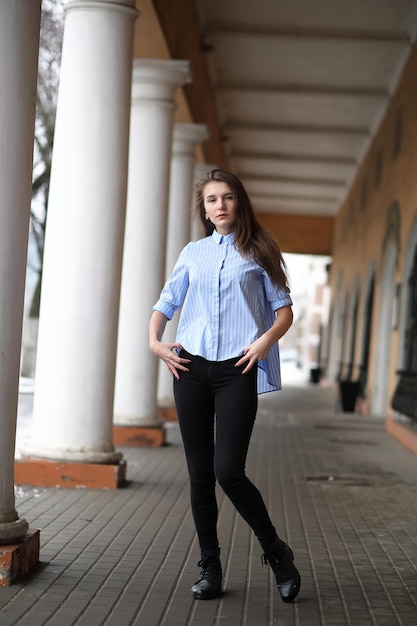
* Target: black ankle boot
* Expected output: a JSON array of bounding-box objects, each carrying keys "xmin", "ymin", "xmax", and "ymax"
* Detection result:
[
  {"xmin": 191, "ymin": 548, "xmax": 222, "ymax": 600},
  {"xmin": 262, "ymin": 538, "xmax": 301, "ymax": 602}
]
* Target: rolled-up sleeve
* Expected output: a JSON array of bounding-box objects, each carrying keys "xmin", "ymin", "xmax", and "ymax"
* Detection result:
[
  {"xmin": 153, "ymin": 245, "xmax": 190, "ymax": 320},
  {"xmin": 262, "ymin": 270, "xmax": 293, "ymax": 311}
]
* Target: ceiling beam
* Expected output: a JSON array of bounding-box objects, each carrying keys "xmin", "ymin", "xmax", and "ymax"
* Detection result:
[
  {"xmin": 216, "ymin": 82, "xmax": 388, "ymax": 98},
  {"xmin": 232, "ymin": 150, "xmax": 357, "ymax": 165},
  {"xmin": 251, "ymin": 191, "xmax": 340, "ymax": 202},
  {"xmin": 204, "ymin": 23, "xmax": 412, "ymax": 44},
  {"xmin": 150, "ymin": 0, "xmax": 228, "ymax": 168},
  {"xmin": 240, "ymin": 173, "xmax": 346, "ymax": 187},
  {"xmin": 225, "ymin": 121, "xmax": 370, "ymax": 136},
  {"xmin": 257, "ymin": 212, "xmax": 334, "ymax": 256}
]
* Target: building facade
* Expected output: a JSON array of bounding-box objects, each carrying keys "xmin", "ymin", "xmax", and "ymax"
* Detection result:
[
  {"xmin": 327, "ymin": 39, "xmax": 417, "ymax": 453},
  {"xmin": 2, "ymin": 0, "xmax": 417, "ymax": 580}
]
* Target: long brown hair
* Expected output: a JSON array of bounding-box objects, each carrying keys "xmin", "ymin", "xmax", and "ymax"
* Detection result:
[{"xmin": 194, "ymin": 169, "xmax": 289, "ymax": 289}]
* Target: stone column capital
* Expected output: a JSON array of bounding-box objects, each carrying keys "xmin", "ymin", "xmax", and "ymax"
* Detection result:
[
  {"xmin": 173, "ymin": 123, "xmax": 209, "ymax": 155},
  {"xmin": 132, "ymin": 58, "xmax": 191, "ymax": 103},
  {"xmin": 64, "ymin": 0, "xmax": 138, "ymax": 16}
]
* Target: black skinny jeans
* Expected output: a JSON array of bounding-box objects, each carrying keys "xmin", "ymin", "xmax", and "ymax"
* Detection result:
[{"xmin": 173, "ymin": 350, "xmax": 277, "ymax": 552}]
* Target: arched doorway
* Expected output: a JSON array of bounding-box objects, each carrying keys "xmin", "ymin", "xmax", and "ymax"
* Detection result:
[
  {"xmin": 346, "ymin": 278, "xmax": 360, "ymax": 380},
  {"xmin": 327, "ymin": 271, "xmax": 344, "ymax": 383},
  {"xmin": 358, "ymin": 267, "xmax": 375, "ymax": 397},
  {"xmin": 336, "ymin": 289, "xmax": 349, "ymax": 381},
  {"xmin": 371, "ymin": 240, "xmax": 397, "ymax": 416},
  {"xmin": 392, "ymin": 219, "xmax": 417, "ymax": 420}
]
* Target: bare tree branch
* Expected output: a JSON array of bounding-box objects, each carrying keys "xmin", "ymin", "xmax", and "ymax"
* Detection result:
[{"xmin": 29, "ymin": 0, "xmax": 64, "ymax": 318}]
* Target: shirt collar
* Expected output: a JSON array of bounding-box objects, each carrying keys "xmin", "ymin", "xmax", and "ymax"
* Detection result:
[{"xmin": 212, "ymin": 230, "xmax": 235, "ymax": 245}]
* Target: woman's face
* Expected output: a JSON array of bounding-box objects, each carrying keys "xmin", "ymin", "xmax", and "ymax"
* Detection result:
[{"xmin": 203, "ymin": 181, "xmax": 237, "ymax": 235}]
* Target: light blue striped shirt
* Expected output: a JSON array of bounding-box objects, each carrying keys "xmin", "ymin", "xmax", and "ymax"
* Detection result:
[{"xmin": 153, "ymin": 230, "xmax": 292, "ymax": 393}]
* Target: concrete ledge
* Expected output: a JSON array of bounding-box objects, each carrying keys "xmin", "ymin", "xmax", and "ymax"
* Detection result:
[
  {"xmin": 14, "ymin": 459, "xmax": 127, "ymax": 489},
  {"xmin": 0, "ymin": 529, "xmax": 40, "ymax": 586},
  {"xmin": 113, "ymin": 425, "xmax": 166, "ymax": 447},
  {"xmin": 157, "ymin": 406, "xmax": 177, "ymax": 422},
  {"xmin": 387, "ymin": 413, "xmax": 417, "ymax": 456}
]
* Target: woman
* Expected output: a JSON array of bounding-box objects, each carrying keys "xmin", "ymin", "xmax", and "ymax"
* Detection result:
[{"xmin": 149, "ymin": 169, "xmax": 300, "ymax": 603}]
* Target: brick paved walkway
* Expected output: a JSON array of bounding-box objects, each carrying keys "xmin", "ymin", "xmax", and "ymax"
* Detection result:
[{"xmin": 2, "ymin": 380, "xmax": 417, "ymax": 625}]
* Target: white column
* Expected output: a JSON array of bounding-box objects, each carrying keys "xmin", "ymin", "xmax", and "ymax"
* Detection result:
[
  {"xmin": 0, "ymin": 0, "xmax": 41, "ymax": 542},
  {"xmin": 114, "ymin": 59, "xmax": 191, "ymax": 426},
  {"xmin": 157, "ymin": 123, "xmax": 209, "ymax": 407},
  {"xmin": 21, "ymin": 0, "xmax": 138, "ymax": 462}
]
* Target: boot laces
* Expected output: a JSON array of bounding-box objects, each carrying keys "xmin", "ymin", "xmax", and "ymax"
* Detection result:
[
  {"xmin": 198, "ymin": 556, "xmax": 220, "ymax": 576},
  {"xmin": 261, "ymin": 540, "xmax": 292, "ymax": 572}
]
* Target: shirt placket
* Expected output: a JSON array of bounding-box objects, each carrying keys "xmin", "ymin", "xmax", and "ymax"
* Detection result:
[{"xmin": 210, "ymin": 237, "xmax": 228, "ymax": 360}]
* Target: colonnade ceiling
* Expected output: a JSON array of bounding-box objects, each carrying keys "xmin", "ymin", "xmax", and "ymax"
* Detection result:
[{"xmin": 136, "ymin": 0, "xmax": 417, "ymax": 253}]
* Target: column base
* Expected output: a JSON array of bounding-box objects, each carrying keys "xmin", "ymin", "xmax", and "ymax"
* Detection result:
[
  {"xmin": 0, "ymin": 529, "xmax": 40, "ymax": 586},
  {"xmin": 14, "ymin": 459, "xmax": 126, "ymax": 489},
  {"xmin": 113, "ymin": 424, "xmax": 166, "ymax": 447},
  {"xmin": 157, "ymin": 406, "xmax": 177, "ymax": 422}
]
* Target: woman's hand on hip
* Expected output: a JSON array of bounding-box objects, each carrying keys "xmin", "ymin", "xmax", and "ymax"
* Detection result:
[
  {"xmin": 235, "ymin": 335, "xmax": 272, "ymax": 374},
  {"xmin": 235, "ymin": 305, "xmax": 293, "ymax": 374},
  {"xmin": 149, "ymin": 340, "xmax": 191, "ymax": 379}
]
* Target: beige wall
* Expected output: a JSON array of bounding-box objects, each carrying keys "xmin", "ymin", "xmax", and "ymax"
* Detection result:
[
  {"xmin": 258, "ymin": 213, "xmax": 334, "ymax": 255},
  {"xmin": 329, "ymin": 37, "xmax": 417, "ymax": 420}
]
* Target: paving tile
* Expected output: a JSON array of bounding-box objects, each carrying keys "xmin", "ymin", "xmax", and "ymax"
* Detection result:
[{"xmin": 2, "ymin": 385, "xmax": 417, "ymax": 624}]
